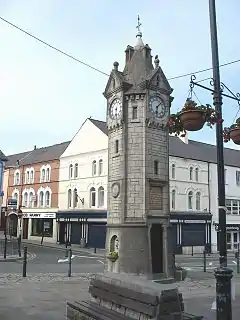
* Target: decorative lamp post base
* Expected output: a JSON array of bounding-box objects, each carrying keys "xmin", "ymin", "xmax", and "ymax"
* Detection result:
[{"xmin": 214, "ymin": 267, "xmax": 233, "ymax": 320}]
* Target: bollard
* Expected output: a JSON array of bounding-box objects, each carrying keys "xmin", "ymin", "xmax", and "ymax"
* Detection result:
[
  {"xmin": 3, "ymin": 237, "xmax": 7, "ymax": 259},
  {"xmin": 18, "ymin": 237, "xmax": 21, "ymax": 258},
  {"xmin": 191, "ymin": 246, "xmax": 194, "ymax": 256},
  {"xmin": 65, "ymin": 240, "xmax": 68, "ymax": 257},
  {"xmin": 93, "ymin": 247, "xmax": 96, "ymax": 254},
  {"xmin": 22, "ymin": 246, "xmax": 27, "ymax": 277},
  {"xmin": 68, "ymin": 249, "xmax": 72, "ymax": 277},
  {"xmin": 203, "ymin": 250, "xmax": 206, "ymax": 272}
]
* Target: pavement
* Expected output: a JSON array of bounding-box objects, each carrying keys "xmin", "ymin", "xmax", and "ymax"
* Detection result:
[{"xmin": 1, "ymin": 243, "xmax": 240, "ymax": 319}]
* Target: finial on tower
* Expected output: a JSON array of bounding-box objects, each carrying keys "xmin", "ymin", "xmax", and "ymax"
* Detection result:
[
  {"xmin": 135, "ymin": 15, "xmax": 144, "ymax": 48},
  {"xmin": 136, "ymin": 15, "xmax": 142, "ymax": 38}
]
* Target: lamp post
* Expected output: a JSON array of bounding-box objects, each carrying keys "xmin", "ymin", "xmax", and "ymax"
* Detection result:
[{"xmin": 189, "ymin": 1, "xmax": 240, "ymax": 318}]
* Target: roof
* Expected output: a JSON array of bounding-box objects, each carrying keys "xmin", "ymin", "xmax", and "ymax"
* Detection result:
[
  {"xmin": 6, "ymin": 141, "xmax": 70, "ymax": 167},
  {"xmin": 89, "ymin": 118, "xmax": 108, "ymax": 135},
  {"xmin": 5, "ymin": 118, "xmax": 240, "ymax": 169},
  {"xmin": 91, "ymin": 119, "xmax": 240, "ymax": 167},
  {"xmin": 0, "ymin": 150, "xmax": 7, "ymax": 162}
]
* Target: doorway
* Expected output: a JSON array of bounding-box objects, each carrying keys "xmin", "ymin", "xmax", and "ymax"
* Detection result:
[
  {"xmin": 22, "ymin": 219, "xmax": 29, "ymax": 239},
  {"xmin": 150, "ymin": 224, "xmax": 163, "ymax": 274}
]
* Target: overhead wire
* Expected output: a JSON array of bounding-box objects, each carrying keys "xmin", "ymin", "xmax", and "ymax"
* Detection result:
[{"xmin": 1, "ymin": 16, "xmax": 240, "ymax": 82}]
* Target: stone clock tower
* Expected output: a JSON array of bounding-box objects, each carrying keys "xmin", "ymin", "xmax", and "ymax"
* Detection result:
[{"xmin": 103, "ymin": 23, "xmax": 174, "ymax": 278}]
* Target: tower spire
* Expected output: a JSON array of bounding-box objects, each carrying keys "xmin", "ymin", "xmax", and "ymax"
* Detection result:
[{"xmin": 135, "ymin": 15, "xmax": 144, "ymax": 48}]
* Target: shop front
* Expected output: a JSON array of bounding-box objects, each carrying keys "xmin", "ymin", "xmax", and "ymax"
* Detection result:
[
  {"xmin": 169, "ymin": 211, "xmax": 212, "ymax": 254},
  {"xmin": 215, "ymin": 224, "xmax": 240, "ymax": 251},
  {"xmin": 21, "ymin": 211, "xmax": 57, "ymax": 243},
  {"xmin": 56, "ymin": 210, "xmax": 107, "ymax": 249}
]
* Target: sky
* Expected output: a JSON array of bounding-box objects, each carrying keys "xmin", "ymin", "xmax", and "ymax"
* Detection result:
[{"xmin": 0, "ymin": 0, "xmax": 240, "ymax": 155}]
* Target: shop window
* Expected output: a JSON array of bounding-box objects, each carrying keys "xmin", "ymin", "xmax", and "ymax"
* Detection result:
[{"xmin": 31, "ymin": 219, "xmax": 53, "ymax": 237}]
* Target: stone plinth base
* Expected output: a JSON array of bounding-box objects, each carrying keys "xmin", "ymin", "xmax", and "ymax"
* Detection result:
[{"xmin": 66, "ymin": 272, "xmax": 203, "ymax": 320}]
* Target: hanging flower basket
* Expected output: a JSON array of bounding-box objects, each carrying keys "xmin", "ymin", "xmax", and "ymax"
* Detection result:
[
  {"xmin": 107, "ymin": 251, "xmax": 119, "ymax": 263},
  {"xmin": 223, "ymin": 118, "xmax": 240, "ymax": 145},
  {"xmin": 168, "ymin": 99, "xmax": 222, "ymax": 134}
]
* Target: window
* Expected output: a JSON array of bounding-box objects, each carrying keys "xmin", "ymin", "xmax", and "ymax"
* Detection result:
[
  {"xmin": 41, "ymin": 169, "xmax": 46, "ymax": 182},
  {"xmin": 68, "ymin": 189, "xmax": 72, "ymax": 208},
  {"xmin": 115, "ymin": 140, "xmax": 119, "ymax": 153},
  {"xmin": 39, "ymin": 191, "xmax": 44, "ymax": 207},
  {"xmin": 46, "ymin": 168, "xmax": 50, "ymax": 181},
  {"xmin": 154, "ymin": 160, "xmax": 159, "ymax": 175},
  {"xmin": 90, "ymin": 187, "xmax": 96, "ymax": 207},
  {"xmin": 74, "ymin": 164, "xmax": 78, "ymax": 179},
  {"xmin": 14, "ymin": 172, "xmax": 20, "ymax": 185},
  {"xmin": 196, "ymin": 192, "xmax": 201, "ymax": 210},
  {"xmin": 99, "ymin": 159, "xmax": 103, "ymax": 175},
  {"xmin": 29, "ymin": 192, "xmax": 34, "ymax": 208},
  {"xmin": 236, "ymin": 171, "xmax": 240, "ymax": 186},
  {"xmin": 171, "ymin": 164, "xmax": 175, "ymax": 179},
  {"xmin": 25, "ymin": 171, "xmax": 30, "ymax": 184},
  {"xmin": 73, "ymin": 188, "xmax": 78, "ymax": 208},
  {"xmin": 188, "ymin": 191, "xmax": 193, "ymax": 210},
  {"xmin": 226, "ymin": 199, "xmax": 240, "ymax": 215},
  {"xmin": 13, "ymin": 192, "xmax": 18, "ymax": 205},
  {"xmin": 195, "ymin": 168, "xmax": 199, "ymax": 182},
  {"xmin": 30, "ymin": 170, "xmax": 34, "ymax": 184},
  {"xmin": 92, "ymin": 161, "xmax": 97, "ymax": 176},
  {"xmin": 23, "ymin": 192, "xmax": 28, "ymax": 207},
  {"xmin": 98, "ymin": 187, "xmax": 104, "ymax": 207},
  {"xmin": 171, "ymin": 190, "xmax": 176, "ymax": 210},
  {"xmin": 31, "ymin": 219, "xmax": 53, "ymax": 237},
  {"xmin": 69, "ymin": 164, "xmax": 73, "ymax": 179},
  {"xmin": 132, "ymin": 106, "xmax": 138, "ymax": 119},
  {"xmin": 189, "ymin": 167, "xmax": 193, "ymax": 181},
  {"xmin": 45, "ymin": 191, "xmax": 50, "ymax": 207}
]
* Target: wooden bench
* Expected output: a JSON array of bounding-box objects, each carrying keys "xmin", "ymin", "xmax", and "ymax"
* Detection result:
[{"xmin": 66, "ymin": 278, "xmax": 203, "ymax": 320}]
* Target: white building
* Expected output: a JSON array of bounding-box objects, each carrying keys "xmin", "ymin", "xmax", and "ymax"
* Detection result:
[
  {"xmin": 210, "ymin": 157, "xmax": 240, "ymax": 252},
  {"xmin": 57, "ymin": 118, "xmax": 108, "ymax": 247},
  {"xmin": 56, "ymin": 118, "xmax": 215, "ymax": 253}
]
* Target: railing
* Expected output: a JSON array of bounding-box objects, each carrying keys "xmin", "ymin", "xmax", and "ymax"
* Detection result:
[{"xmin": 0, "ymin": 238, "xmax": 22, "ymax": 257}]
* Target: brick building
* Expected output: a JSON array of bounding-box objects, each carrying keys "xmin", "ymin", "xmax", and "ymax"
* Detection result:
[{"xmin": 3, "ymin": 142, "xmax": 69, "ymax": 242}]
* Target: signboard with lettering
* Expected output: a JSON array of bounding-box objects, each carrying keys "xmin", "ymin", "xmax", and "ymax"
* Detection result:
[
  {"xmin": 215, "ymin": 224, "xmax": 240, "ymax": 232},
  {"xmin": 22, "ymin": 212, "xmax": 56, "ymax": 219}
]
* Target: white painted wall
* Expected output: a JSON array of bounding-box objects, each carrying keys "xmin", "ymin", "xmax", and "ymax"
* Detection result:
[
  {"xmin": 169, "ymin": 156, "xmax": 210, "ymax": 212},
  {"xmin": 59, "ymin": 119, "xmax": 108, "ymax": 210},
  {"xmin": 210, "ymin": 163, "xmax": 240, "ymax": 251}
]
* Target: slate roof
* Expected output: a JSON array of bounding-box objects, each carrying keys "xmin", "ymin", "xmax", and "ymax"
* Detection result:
[
  {"xmin": 5, "ymin": 118, "xmax": 240, "ymax": 169},
  {"xmin": 0, "ymin": 150, "xmax": 7, "ymax": 162},
  {"xmin": 91, "ymin": 118, "xmax": 240, "ymax": 167},
  {"xmin": 6, "ymin": 141, "xmax": 70, "ymax": 167}
]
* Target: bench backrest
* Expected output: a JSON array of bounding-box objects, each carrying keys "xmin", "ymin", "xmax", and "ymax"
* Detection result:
[{"xmin": 89, "ymin": 279, "xmax": 159, "ymax": 317}]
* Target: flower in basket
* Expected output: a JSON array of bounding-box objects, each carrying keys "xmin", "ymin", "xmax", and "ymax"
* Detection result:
[
  {"xmin": 168, "ymin": 98, "xmax": 223, "ymax": 133},
  {"xmin": 107, "ymin": 250, "xmax": 119, "ymax": 262},
  {"xmin": 168, "ymin": 114, "xmax": 186, "ymax": 137},
  {"xmin": 223, "ymin": 117, "xmax": 240, "ymax": 145}
]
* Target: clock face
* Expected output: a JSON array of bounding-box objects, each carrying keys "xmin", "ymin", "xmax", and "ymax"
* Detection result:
[
  {"xmin": 149, "ymin": 96, "xmax": 166, "ymax": 118},
  {"xmin": 109, "ymin": 99, "xmax": 122, "ymax": 120}
]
